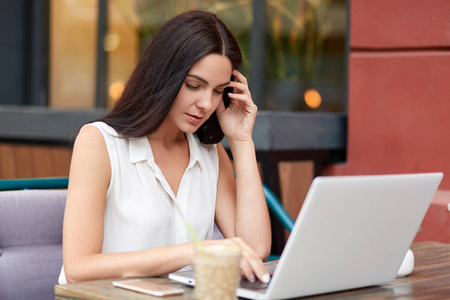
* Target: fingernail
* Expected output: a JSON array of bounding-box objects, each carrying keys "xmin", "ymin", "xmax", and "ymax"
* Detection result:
[
  {"xmin": 262, "ymin": 273, "xmax": 270, "ymax": 283},
  {"xmin": 249, "ymin": 274, "xmax": 255, "ymax": 283}
]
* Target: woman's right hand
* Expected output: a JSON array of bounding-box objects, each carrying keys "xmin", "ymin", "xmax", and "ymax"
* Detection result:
[
  {"xmin": 216, "ymin": 69, "xmax": 257, "ymax": 143},
  {"xmin": 200, "ymin": 238, "xmax": 271, "ymax": 283}
]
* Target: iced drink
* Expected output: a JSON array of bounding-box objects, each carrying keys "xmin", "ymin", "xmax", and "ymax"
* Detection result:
[{"xmin": 194, "ymin": 244, "xmax": 241, "ymax": 300}]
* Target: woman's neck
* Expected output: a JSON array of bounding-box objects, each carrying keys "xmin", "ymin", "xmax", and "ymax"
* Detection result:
[{"xmin": 147, "ymin": 121, "xmax": 187, "ymax": 149}]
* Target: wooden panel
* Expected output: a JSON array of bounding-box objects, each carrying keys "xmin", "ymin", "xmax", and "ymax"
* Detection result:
[
  {"xmin": 325, "ymin": 52, "xmax": 450, "ymax": 190},
  {"xmin": 51, "ymin": 147, "xmax": 73, "ymax": 176},
  {"xmin": 0, "ymin": 143, "xmax": 72, "ymax": 179},
  {"xmin": 279, "ymin": 161, "xmax": 314, "ymax": 240},
  {"xmin": 351, "ymin": 0, "xmax": 450, "ymax": 49},
  {"xmin": 279, "ymin": 161, "xmax": 314, "ymax": 220},
  {"xmin": 0, "ymin": 144, "xmax": 16, "ymax": 178},
  {"xmin": 14, "ymin": 145, "xmax": 34, "ymax": 178}
]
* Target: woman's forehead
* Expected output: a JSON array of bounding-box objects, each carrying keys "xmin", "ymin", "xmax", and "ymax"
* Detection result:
[{"xmin": 188, "ymin": 54, "xmax": 232, "ymax": 84}]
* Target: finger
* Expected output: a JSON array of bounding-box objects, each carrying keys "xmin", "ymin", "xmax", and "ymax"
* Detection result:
[
  {"xmin": 227, "ymin": 92, "xmax": 254, "ymax": 105},
  {"xmin": 228, "ymin": 239, "xmax": 256, "ymax": 282},
  {"xmin": 227, "ymin": 81, "xmax": 250, "ymax": 96},
  {"xmin": 231, "ymin": 238, "xmax": 270, "ymax": 283},
  {"xmin": 239, "ymin": 256, "xmax": 256, "ymax": 282},
  {"xmin": 232, "ymin": 69, "xmax": 248, "ymax": 85},
  {"xmin": 241, "ymin": 249, "xmax": 270, "ymax": 283},
  {"xmin": 203, "ymin": 239, "xmax": 256, "ymax": 282}
]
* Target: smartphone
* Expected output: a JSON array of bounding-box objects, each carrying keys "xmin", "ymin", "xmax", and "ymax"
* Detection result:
[
  {"xmin": 222, "ymin": 75, "xmax": 235, "ymax": 108},
  {"xmin": 112, "ymin": 279, "xmax": 184, "ymax": 297}
]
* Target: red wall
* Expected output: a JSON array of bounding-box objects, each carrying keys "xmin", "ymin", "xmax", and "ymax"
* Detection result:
[
  {"xmin": 325, "ymin": 52, "xmax": 450, "ymax": 181},
  {"xmin": 350, "ymin": 0, "xmax": 450, "ymax": 49},
  {"xmin": 324, "ymin": 0, "xmax": 450, "ymax": 187},
  {"xmin": 323, "ymin": 0, "xmax": 450, "ymax": 243}
]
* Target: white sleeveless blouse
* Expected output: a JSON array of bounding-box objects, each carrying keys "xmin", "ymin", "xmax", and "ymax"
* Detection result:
[{"xmin": 59, "ymin": 121, "xmax": 219, "ymax": 284}]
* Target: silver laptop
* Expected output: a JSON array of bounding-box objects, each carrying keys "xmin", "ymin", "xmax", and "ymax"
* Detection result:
[{"xmin": 169, "ymin": 173, "xmax": 442, "ymax": 299}]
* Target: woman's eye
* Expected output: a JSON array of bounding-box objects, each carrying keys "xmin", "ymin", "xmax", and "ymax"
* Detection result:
[
  {"xmin": 214, "ymin": 89, "xmax": 224, "ymax": 95},
  {"xmin": 185, "ymin": 82, "xmax": 200, "ymax": 90}
]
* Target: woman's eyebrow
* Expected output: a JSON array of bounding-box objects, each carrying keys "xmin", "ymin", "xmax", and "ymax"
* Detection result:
[{"xmin": 186, "ymin": 74, "xmax": 229, "ymax": 87}]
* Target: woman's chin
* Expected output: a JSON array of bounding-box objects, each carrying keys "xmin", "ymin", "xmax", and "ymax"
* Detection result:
[{"xmin": 179, "ymin": 123, "xmax": 203, "ymax": 134}]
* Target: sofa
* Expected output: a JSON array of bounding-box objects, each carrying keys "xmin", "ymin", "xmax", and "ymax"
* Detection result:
[{"xmin": 0, "ymin": 189, "xmax": 67, "ymax": 300}]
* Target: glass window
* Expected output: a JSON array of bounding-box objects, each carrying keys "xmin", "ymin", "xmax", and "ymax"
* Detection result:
[
  {"xmin": 106, "ymin": 1, "xmax": 140, "ymax": 108},
  {"xmin": 105, "ymin": 0, "xmax": 252, "ymax": 108},
  {"xmin": 264, "ymin": 0, "xmax": 347, "ymax": 112},
  {"xmin": 48, "ymin": 0, "xmax": 346, "ymax": 112},
  {"xmin": 50, "ymin": 0, "xmax": 98, "ymax": 109}
]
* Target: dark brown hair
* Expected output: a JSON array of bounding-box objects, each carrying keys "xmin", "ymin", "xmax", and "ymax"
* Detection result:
[{"xmin": 98, "ymin": 10, "xmax": 242, "ymax": 144}]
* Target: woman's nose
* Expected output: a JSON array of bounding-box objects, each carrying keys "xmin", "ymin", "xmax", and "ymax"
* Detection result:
[{"xmin": 196, "ymin": 90, "xmax": 214, "ymax": 111}]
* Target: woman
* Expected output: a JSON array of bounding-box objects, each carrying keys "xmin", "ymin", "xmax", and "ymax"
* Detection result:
[{"xmin": 59, "ymin": 10, "xmax": 271, "ymax": 285}]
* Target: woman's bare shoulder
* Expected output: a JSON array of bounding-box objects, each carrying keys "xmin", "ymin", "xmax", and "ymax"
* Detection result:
[
  {"xmin": 70, "ymin": 124, "xmax": 111, "ymax": 181},
  {"xmin": 73, "ymin": 124, "xmax": 108, "ymax": 152},
  {"xmin": 76, "ymin": 123, "xmax": 104, "ymax": 141}
]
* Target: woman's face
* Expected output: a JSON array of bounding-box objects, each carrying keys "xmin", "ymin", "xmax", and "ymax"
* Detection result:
[{"xmin": 166, "ymin": 53, "xmax": 232, "ymax": 134}]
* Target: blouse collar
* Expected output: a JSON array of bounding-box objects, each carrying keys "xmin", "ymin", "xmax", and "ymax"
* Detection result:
[{"xmin": 128, "ymin": 133, "xmax": 203, "ymax": 170}]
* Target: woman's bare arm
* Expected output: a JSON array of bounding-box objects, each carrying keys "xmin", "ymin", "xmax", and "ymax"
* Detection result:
[
  {"xmin": 215, "ymin": 69, "xmax": 272, "ymax": 261},
  {"xmin": 63, "ymin": 125, "xmax": 270, "ymax": 284},
  {"xmin": 215, "ymin": 143, "xmax": 271, "ymax": 260},
  {"xmin": 62, "ymin": 126, "xmax": 194, "ymax": 283}
]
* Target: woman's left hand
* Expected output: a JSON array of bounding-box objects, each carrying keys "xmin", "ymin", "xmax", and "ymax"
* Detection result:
[{"xmin": 216, "ymin": 69, "xmax": 257, "ymax": 142}]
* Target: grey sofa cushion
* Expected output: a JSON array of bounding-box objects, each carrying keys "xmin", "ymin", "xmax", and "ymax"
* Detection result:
[
  {"xmin": 0, "ymin": 189, "xmax": 67, "ymax": 300},
  {"xmin": 0, "ymin": 244, "xmax": 62, "ymax": 300},
  {"xmin": 0, "ymin": 190, "xmax": 66, "ymax": 247}
]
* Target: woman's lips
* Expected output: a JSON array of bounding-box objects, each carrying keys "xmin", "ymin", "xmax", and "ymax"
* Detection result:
[{"xmin": 187, "ymin": 113, "xmax": 203, "ymax": 124}]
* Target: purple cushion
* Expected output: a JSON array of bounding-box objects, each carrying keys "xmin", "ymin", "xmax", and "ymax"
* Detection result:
[
  {"xmin": 0, "ymin": 190, "xmax": 66, "ymax": 300},
  {"xmin": 0, "ymin": 190, "xmax": 66, "ymax": 247},
  {"xmin": 0, "ymin": 244, "xmax": 62, "ymax": 300}
]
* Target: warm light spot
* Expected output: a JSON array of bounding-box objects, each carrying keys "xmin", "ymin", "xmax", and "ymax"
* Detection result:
[
  {"xmin": 109, "ymin": 81, "xmax": 125, "ymax": 101},
  {"xmin": 103, "ymin": 33, "xmax": 120, "ymax": 52},
  {"xmin": 304, "ymin": 89, "xmax": 322, "ymax": 109}
]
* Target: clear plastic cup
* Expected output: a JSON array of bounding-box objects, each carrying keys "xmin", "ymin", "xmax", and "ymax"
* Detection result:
[{"xmin": 194, "ymin": 244, "xmax": 241, "ymax": 300}]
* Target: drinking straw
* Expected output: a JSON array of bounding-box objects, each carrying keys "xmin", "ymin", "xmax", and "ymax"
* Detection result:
[{"xmin": 185, "ymin": 221, "xmax": 203, "ymax": 249}]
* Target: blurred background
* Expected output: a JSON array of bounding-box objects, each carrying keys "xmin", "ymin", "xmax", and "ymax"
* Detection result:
[
  {"xmin": 1, "ymin": 0, "xmax": 348, "ymax": 254},
  {"xmin": 1, "ymin": 0, "xmax": 450, "ymax": 250},
  {"xmin": 0, "ymin": 0, "xmax": 347, "ymax": 112}
]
